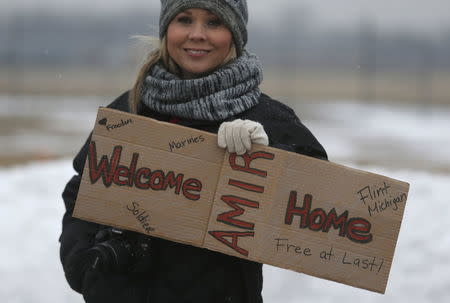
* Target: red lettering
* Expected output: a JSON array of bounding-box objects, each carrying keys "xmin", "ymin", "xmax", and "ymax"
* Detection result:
[
  {"xmin": 89, "ymin": 144, "xmax": 203, "ymax": 201},
  {"xmin": 128, "ymin": 153, "xmax": 139, "ymax": 187},
  {"xmin": 182, "ymin": 178, "xmax": 202, "ymax": 201},
  {"xmin": 210, "ymin": 152, "xmax": 270, "ymax": 257},
  {"xmin": 208, "ymin": 231, "xmax": 254, "ymax": 257},
  {"xmin": 284, "ymin": 191, "xmax": 311, "ymax": 228},
  {"xmin": 88, "ymin": 141, "xmax": 121, "ymax": 187},
  {"xmin": 163, "ymin": 171, "xmax": 183, "ymax": 194},
  {"xmin": 149, "ymin": 170, "xmax": 164, "ymax": 190},
  {"xmin": 322, "ymin": 209, "xmax": 348, "ymax": 236},
  {"xmin": 217, "ymin": 195, "xmax": 259, "ymax": 230},
  {"xmin": 284, "ymin": 191, "xmax": 373, "ymax": 243},
  {"xmin": 229, "ymin": 151, "xmax": 275, "ymax": 177},
  {"xmin": 309, "ymin": 208, "xmax": 326, "ymax": 231},
  {"xmin": 135, "ymin": 168, "xmax": 151, "ymax": 189},
  {"xmin": 346, "ymin": 218, "xmax": 373, "ymax": 243},
  {"xmin": 228, "ymin": 179, "xmax": 264, "ymax": 193},
  {"xmin": 113, "ymin": 166, "xmax": 129, "ymax": 186}
]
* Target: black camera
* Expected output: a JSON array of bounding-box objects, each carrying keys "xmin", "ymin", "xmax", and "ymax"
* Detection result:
[{"xmin": 90, "ymin": 227, "xmax": 152, "ymax": 273}]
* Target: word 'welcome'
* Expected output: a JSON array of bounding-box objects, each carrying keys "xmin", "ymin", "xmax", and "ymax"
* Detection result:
[{"xmin": 88, "ymin": 141, "xmax": 202, "ymax": 201}]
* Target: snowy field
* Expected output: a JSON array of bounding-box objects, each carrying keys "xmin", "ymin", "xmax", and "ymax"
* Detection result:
[
  {"xmin": 0, "ymin": 95, "xmax": 106, "ymax": 162},
  {"xmin": 1, "ymin": 96, "xmax": 449, "ymax": 302}
]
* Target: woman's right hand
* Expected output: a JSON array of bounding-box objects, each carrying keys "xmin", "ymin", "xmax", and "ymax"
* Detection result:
[{"xmin": 218, "ymin": 119, "xmax": 269, "ymax": 155}]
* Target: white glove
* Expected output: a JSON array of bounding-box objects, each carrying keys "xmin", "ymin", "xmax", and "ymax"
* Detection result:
[{"xmin": 217, "ymin": 119, "xmax": 269, "ymax": 155}]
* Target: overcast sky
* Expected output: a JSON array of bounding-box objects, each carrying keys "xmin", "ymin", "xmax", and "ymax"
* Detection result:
[{"xmin": 3, "ymin": 0, "xmax": 450, "ymax": 34}]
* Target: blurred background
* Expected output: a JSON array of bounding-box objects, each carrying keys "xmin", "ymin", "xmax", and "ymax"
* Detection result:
[{"xmin": 1, "ymin": 0, "xmax": 449, "ymax": 302}]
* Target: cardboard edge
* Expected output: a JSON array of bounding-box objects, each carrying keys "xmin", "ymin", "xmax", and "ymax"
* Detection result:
[{"xmin": 80, "ymin": 106, "xmax": 410, "ymax": 295}]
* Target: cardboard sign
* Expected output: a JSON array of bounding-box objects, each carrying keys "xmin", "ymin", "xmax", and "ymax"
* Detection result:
[{"xmin": 74, "ymin": 107, "xmax": 410, "ymax": 294}]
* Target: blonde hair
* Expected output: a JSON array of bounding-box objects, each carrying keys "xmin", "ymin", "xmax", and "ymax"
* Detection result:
[{"xmin": 128, "ymin": 36, "xmax": 237, "ymax": 114}]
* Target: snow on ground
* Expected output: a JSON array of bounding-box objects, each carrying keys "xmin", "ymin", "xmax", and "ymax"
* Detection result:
[
  {"xmin": 1, "ymin": 160, "xmax": 449, "ymax": 302},
  {"xmin": 289, "ymin": 100, "xmax": 450, "ymax": 172},
  {"xmin": 0, "ymin": 160, "xmax": 83, "ymax": 303},
  {"xmin": 0, "ymin": 97, "xmax": 449, "ymax": 302}
]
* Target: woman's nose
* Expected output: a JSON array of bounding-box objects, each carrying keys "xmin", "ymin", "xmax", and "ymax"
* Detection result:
[{"xmin": 187, "ymin": 22, "xmax": 207, "ymax": 40}]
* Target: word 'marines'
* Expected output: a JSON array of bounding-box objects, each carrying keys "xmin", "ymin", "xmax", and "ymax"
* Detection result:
[
  {"xmin": 88, "ymin": 141, "xmax": 202, "ymax": 201},
  {"xmin": 285, "ymin": 191, "xmax": 373, "ymax": 243}
]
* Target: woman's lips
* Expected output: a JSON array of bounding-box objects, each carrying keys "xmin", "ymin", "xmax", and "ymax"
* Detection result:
[{"xmin": 184, "ymin": 48, "xmax": 211, "ymax": 58}]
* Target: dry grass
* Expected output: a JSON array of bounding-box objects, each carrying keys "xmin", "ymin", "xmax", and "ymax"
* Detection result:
[
  {"xmin": 0, "ymin": 66, "xmax": 135, "ymax": 97},
  {"xmin": 1, "ymin": 66, "xmax": 450, "ymax": 104},
  {"xmin": 261, "ymin": 69, "xmax": 450, "ymax": 105}
]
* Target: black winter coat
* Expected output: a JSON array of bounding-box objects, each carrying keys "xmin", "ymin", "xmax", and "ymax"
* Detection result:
[{"xmin": 59, "ymin": 91, "xmax": 327, "ymax": 303}]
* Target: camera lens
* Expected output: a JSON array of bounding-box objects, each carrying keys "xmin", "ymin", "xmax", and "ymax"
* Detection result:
[{"xmin": 91, "ymin": 238, "xmax": 133, "ymax": 272}]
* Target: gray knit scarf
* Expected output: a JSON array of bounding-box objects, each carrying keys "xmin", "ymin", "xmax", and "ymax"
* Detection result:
[{"xmin": 140, "ymin": 51, "xmax": 263, "ymax": 121}]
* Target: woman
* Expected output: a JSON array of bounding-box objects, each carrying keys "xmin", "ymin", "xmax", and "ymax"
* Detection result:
[{"xmin": 59, "ymin": 0, "xmax": 327, "ymax": 302}]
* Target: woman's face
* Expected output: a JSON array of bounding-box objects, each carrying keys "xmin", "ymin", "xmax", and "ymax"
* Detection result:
[{"xmin": 166, "ymin": 8, "xmax": 233, "ymax": 78}]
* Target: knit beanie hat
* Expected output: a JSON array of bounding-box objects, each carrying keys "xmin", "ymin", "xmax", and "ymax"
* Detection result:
[{"xmin": 159, "ymin": 0, "xmax": 248, "ymax": 55}]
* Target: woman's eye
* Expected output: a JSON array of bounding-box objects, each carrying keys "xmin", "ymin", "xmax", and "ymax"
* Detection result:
[
  {"xmin": 207, "ymin": 18, "xmax": 222, "ymax": 27},
  {"xmin": 177, "ymin": 16, "xmax": 191, "ymax": 24}
]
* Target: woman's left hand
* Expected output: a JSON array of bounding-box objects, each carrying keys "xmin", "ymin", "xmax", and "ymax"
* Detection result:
[{"xmin": 218, "ymin": 119, "xmax": 269, "ymax": 155}]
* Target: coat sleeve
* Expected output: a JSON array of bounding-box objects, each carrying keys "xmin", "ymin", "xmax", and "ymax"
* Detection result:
[
  {"xmin": 59, "ymin": 92, "xmax": 131, "ymax": 293},
  {"xmin": 258, "ymin": 97, "xmax": 328, "ymax": 161},
  {"xmin": 59, "ymin": 134, "xmax": 99, "ymax": 293},
  {"xmin": 269, "ymin": 113, "xmax": 328, "ymax": 161}
]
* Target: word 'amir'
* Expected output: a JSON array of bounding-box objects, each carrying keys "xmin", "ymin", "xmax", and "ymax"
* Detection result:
[
  {"xmin": 88, "ymin": 142, "xmax": 202, "ymax": 201},
  {"xmin": 209, "ymin": 151, "xmax": 275, "ymax": 257}
]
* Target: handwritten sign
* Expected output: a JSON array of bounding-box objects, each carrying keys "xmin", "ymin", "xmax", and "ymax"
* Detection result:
[{"xmin": 73, "ymin": 107, "xmax": 410, "ymax": 294}]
